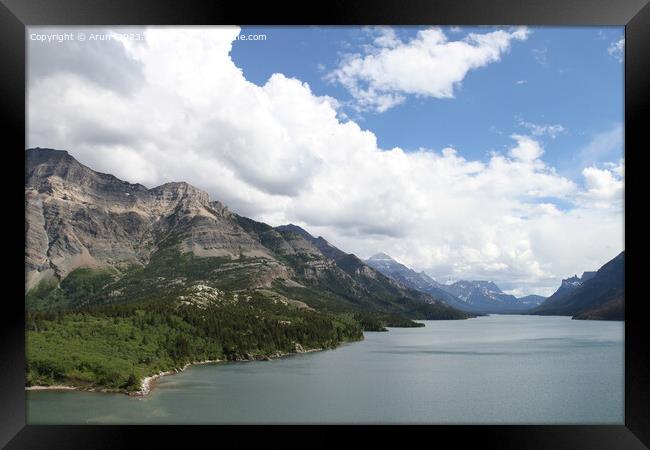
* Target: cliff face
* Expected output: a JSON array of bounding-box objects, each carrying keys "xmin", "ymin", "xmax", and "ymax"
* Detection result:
[{"xmin": 25, "ymin": 148, "xmax": 271, "ymax": 289}]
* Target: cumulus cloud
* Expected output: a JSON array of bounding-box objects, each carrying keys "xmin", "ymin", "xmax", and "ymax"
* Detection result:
[
  {"xmin": 508, "ymin": 134, "xmax": 545, "ymax": 162},
  {"xmin": 27, "ymin": 26, "xmax": 623, "ymax": 296},
  {"xmin": 327, "ymin": 26, "xmax": 530, "ymax": 112},
  {"xmin": 579, "ymin": 161, "xmax": 624, "ymax": 209}
]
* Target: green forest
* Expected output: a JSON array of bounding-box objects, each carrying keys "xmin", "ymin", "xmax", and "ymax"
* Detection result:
[{"xmin": 26, "ymin": 296, "xmax": 363, "ymax": 392}]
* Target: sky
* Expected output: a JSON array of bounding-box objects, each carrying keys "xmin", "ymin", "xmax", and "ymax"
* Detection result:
[{"xmin": 26, "ymin": 26, "xmax": 625, "ymax": 296}]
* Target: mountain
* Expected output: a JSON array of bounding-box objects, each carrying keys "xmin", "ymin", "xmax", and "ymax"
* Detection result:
[
  {"xmin": 365, "ymin": 253, "xmax": 540, "ymax": 313},
  {"xmin": 531, "ymin": 252, "xmax": 624, "ymax": 320},
  {"xmin": 517, "ymin": 295, "xmax": 546, "ymax": 307},
  {"xmin": 25, "ymin": 148, "xmax": 471, "ymax": 324},
  {"xmin": 365, "ymin": 253, "xmax": 473, "ymax": 312},
  {"xmin": 366, "ymin": 253, "xmax": 440, "ymax": 292},
  {"xmin": 26, "ymin": 148, "xmax": 270, "ymax": 287},
  {"xmin": 275, "ymin": 224, "xmax": 348, "ymax": 261},
  {"xmin": 247, "ymin": 225, "xmax": 472, "ymax": 323},
  {"xmin": 547, "ymin": 271, "xmax": 597, "ymax": 299},
  {"xmin": 437, "ymin": 280, "xmax": 536, "ymax": 313}
]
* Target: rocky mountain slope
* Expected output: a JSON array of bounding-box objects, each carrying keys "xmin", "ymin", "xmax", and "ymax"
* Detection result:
[
  {"xmin": 544, "ymin": 271, "xmax": 596, "ymax": 300},
  {"xmin": 531, "ymin": 252, "xmax": 624, "ymax": 320},
  {"xmin": 25, "ymin": 148, "xmax": 471, "ymax": 324},
  {"xmin": 26, "ymin": 148, "xmax": 270, "ymax": 288}
]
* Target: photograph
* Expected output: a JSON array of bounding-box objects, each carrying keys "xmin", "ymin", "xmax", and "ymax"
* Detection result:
[
  {"xmin": 23, "ymin": 24, "xmax": 626, "ymax": 425},
  {"xmin": 1, "ymin": 0, "xmax": 648, "ymax": 447}
]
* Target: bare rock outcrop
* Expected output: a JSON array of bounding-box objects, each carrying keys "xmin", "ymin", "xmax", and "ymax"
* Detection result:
[{"xmin": 25, "ymin": 148, "xmax": 272, "ymax": 289}]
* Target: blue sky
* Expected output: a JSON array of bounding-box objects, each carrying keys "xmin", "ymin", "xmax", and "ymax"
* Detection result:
[{"xmin": 232, "ymin": 26, "xmax": 624, "ymax": 184}]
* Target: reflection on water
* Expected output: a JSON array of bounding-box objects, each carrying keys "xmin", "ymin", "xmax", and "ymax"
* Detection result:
[{"xmin": 27, "ymin": 315, "xmax": 624, "ymax": 424}]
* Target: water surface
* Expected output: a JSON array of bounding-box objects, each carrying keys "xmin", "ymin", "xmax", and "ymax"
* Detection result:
[{"xmin": 27, "ymin": 315, "xmax": 624, "ymax": 424}]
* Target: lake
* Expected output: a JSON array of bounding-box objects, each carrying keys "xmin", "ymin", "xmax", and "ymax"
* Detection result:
[{"xmin": 27, "ymin": 315, "xmax": 624, "ymax": 424}]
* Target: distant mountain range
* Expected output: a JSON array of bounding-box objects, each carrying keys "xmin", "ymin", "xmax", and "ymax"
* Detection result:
[
  {"xmin": 365, "ymin": 251, "xmax": 624, "ymax": 320},
  {"xmin": 365, "ymin": 253, "xmax": 545, "ymax": 314},
  {"xmin": 531, "ymin": 252, "xmax": 624, "ymax": 320},
  {"xmin": 25, "ymin": 148, "xmax": 472, "ymax": 325},
  {"xmin": 365, "ymin": 253, "xmax": 471, "ymax": 311}
]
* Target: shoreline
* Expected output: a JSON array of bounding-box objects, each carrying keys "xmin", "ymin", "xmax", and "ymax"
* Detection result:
[
  {"xmin": 136, "ymin": 347, "xmax": 325, "ymax": 396},
  {"xmin": 26, "ymin": 385, "xmax": 79, "ymax": 391},
  {"xmin": 135, "ymin": 358, "xmax": 223, "ymax": 397},
  {"xmin": 25, "ymin": 346, "xmax": 327, "ymax": 397}
]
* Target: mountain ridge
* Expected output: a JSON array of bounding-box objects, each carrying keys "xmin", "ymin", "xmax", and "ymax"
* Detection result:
[{"xmin": 25, "ymin": 147, "xmax": 472, "ymax": 324}]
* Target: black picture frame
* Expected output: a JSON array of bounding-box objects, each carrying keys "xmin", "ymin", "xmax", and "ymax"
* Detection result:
[{"xmin": 1, "ymin": 0, "xmax": 648, "ymax": 448}]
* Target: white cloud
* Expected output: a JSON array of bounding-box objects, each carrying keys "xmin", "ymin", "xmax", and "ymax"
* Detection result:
[
  {"xmin": 327, "ymin": 26, "xmax": 530, "ymax": 112},
  {"xmin": 608, "ymin": 37, "xmax": 624, "ymax": 62},
  {"xmin": 27, "ymin": 26, "xmax": 623, "ymax": 296},
  {"xmin": 515, "ymin": 80, "xmax": 527, "ymax": 85},
  {"xmin": 508, "ymin": 134, "xmax": 545, "ymax": 162},
  {"xmin": 369, "ymin": 26, "xmax": 401, "ymax": 49},
  {"xmin": 518, "ymin": 120, "xmax": 566, "ymax": 138},
  {"xmin": 579, "ymin": 161, "xmax": 624, "ymax": 209}
]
